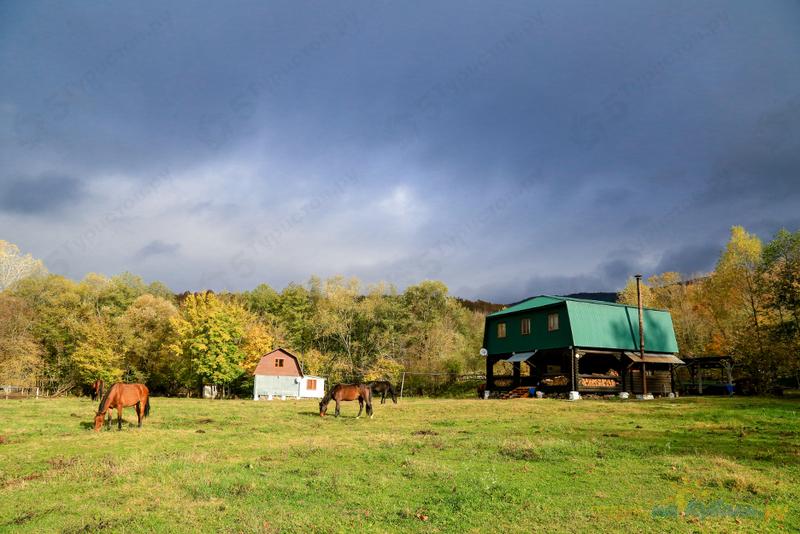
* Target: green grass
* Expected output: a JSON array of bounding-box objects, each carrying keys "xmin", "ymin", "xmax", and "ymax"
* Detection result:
[{"xmin": 1, "ymin": 396, "xmax": 799, "ymax": 533}]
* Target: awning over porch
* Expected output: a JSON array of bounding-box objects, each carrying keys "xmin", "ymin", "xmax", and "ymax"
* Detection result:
[
  {"xmin": 505, "ymin": 351, "xmax": 537, "ymax": 363},
  {"xmin": 624, "ymin": 352, "xmax": 684, "ymax": 365}
]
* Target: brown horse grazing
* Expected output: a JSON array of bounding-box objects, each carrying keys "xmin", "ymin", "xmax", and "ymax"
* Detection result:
[
  {"xmin": 91, "ymin": 379, "xmax": 104, "ymax": 402},
  {"xmin": 319, "ymin": 384, "xmax": 373, "ymax": 418},
  {"xmin": 368, "ymin": 381, "xmax": 397, "ymax": 404},
  {"xmin": 94, "ymin": 383, "xmax": 150, "ymax": 431}
]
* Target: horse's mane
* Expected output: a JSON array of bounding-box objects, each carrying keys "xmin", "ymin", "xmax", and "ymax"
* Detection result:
[
  {"xmin": 320, "ymin": 386, "xmax": 335, "ymax": 405},
  {"xmin": 96, "ymin": 384, "xmax": 113, "ymax": 414}
]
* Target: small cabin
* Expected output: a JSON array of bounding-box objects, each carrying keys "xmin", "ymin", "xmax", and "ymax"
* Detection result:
[
  {"xmin": 253, "ymin": 348, "xmax": 325, "ymax": 400},
  {"xmin": 483, "ymin": 296, "xmax": 683, "ymax": 396}
]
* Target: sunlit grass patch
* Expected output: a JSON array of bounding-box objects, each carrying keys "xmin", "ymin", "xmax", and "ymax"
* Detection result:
[{"xmin": 0, "ymin": 396, "xmax": 798, "ymax": 532}]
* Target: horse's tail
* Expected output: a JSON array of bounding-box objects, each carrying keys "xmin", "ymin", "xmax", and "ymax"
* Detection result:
[{"xmin": 144, "ymin": 396, "xmax": 151, "ymax": 418}]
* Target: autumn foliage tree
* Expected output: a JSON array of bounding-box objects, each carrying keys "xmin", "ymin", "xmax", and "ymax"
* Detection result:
[{"xmin": 620, "ymin": 226, "xmax": 800, "ymax": 392}]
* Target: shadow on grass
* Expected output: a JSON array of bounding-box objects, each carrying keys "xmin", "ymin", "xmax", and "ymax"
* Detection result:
[
  {"xmin": 84, "ymin": 418, "xmax": 145, "ymax": 431},
  {"xmin": 301, "ymin": 411, "xmax": 372, "ymax": 419}
]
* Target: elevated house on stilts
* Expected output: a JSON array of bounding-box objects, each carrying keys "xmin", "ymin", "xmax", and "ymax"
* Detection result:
[{"xmin": 482, "ymin": 296, "xmax": 682, "ymax": 397}]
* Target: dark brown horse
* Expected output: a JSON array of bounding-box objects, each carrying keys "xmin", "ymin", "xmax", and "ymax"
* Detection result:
[
  {"xmin": 368, "ymin": 381, "xmax": 397, "ymax": 404},
  {"xmin": 319, "ymin": 384, "xmax": 373, "ymax": 418},
  {"xmin": 94, "ymin": 383, "xmax": 150, "ymax": 431},
  {"xmin": 91, "ymin": 379, "xmax": 104, "ymax": 402}
]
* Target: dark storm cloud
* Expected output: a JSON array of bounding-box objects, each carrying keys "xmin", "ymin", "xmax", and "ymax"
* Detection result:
[
  {"xmin": 0, "ymin": 175, "xmax": 84, "ymax": 214},
  {"xmin": 654, "ymin": 243, "xmax": 721, "ymax": 277},
  {"xmin": 1, "ymin": 0, "xmax": 799, "ymax": 300},
  {"xmin": 136, "ymin": 240, "xmax": 180, "ymax": 259}
]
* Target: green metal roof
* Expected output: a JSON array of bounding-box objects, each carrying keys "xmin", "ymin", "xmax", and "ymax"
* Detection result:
[
  {"xmin": 486, "ymin": 295, "xmax": 678, "ymax": 354},
  {"xmin": 487, "ymin": 295, "xmax": 564, "ymax": 317},
  {"xmin": 564, "ymin": 299, "xmax": 678, "ymax": 353}
]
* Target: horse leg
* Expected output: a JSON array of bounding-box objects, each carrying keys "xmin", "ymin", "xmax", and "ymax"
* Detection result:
[
  {"xmin": 381, "ymin": 391, "xmax": 386, "ymax": 404},
  {"xmin": 117, "ymin": 406, "xmax": 123, "ymax": 431},
  {"xmin": 357, "ymin": 398, "xmax": 364, "ymax": 419},
  {"xmin": 335, "ymin": 400, "xmax": 340, "ymax": 417},
  {"xmin": 136, "ymin": 401, "xmax": 143, "ymax": 428}
]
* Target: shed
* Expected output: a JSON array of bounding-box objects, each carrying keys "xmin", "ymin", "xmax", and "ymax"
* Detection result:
[
  {"xmin": 483, "ymin": 295, "xmax": 682, "ymax": 396},
  {"xmin": 252, "ymin": 348, "xmax": 325, "ymax": 400}
]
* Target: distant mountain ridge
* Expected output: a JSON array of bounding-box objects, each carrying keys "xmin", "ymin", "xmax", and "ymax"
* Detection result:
[
  {"xmin": 457, "ymin": 292, "xmax": 618, "ymax": 314},
  {"xmin": 561, "ymin": 292, "xmax": 618, "ymax": 303}
]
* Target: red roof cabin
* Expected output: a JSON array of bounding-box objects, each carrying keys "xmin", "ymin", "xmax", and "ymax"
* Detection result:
[{"xmin": 252, "ymin": 348, "xmax": 325, "ymax": 400}]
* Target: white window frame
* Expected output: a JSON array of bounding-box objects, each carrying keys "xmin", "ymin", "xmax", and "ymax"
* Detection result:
[
  {"xmin": 521, "ymin": 318, "xmax": 531, "ymax": 335},
  {"xmin": 548, "ymin": 313, "xmax": 559, "ymax": 332}
]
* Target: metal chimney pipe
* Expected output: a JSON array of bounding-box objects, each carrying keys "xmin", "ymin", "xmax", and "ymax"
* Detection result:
[{"xmin": 635, "ymin": 274, "xmax": 647, "ymax": 396}]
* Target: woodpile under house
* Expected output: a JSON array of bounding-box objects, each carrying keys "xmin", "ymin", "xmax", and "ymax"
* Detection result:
[{"xmin": 482, "ymin": 296, "xmax": 683, "ymax": 397}]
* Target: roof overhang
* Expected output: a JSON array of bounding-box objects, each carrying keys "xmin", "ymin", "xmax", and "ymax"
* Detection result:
[
  {"xmin": 624, "ymin": 352, "xmax": 684, "ymax": 365},
  {"xmin": 505, "ymin": 351, "xmax": 537, "ymax": 363}
]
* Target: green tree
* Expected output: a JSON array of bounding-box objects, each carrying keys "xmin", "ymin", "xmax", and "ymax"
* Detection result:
[
  {"xmin": 11, "ymin": 275, "xmax": 84, "ymax": 394},
  {"xmin": 71, "ymin": 316, "xmax": 124, "ymax": 385},
  {"xmin": 760, "ymin": 229, "xmax": 800, "ymax": 384},
  {"xmin": 170, "ymin": 292, "xmax": 247, "ymax": 396},
  {"xmin": 117, "ymin": 294, "xmax": 180, "ymax": 391},
  {"xmin": 275, "ymin": 283, "xmax": 315, "ymax": 351},
  {"xmin": 0, "ymin": 294, "xmax": 43, "ymax": 387}
]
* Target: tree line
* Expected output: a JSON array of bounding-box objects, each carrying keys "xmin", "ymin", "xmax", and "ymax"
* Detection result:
[
  {"xmin": 0, "ymin": 242, "xmax": 483, "ymax": 397},
  {"xmin": 618, "ymin": 226, "xmax": 800, "ymax": 393},
  {"xmin": 1, "ymin": 225, "xmax": 798, "ymax": 397}
]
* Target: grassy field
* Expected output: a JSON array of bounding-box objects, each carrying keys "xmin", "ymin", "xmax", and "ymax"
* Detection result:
[{"xmin": 1, "ymin": 396, "xmax": 799, "ymax": 533}]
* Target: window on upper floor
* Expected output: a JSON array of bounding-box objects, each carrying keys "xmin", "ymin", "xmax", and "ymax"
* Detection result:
[
  {"xmin": 275, "ymin": 358, "xmax": 284, "ymax": 367},
  {"xmin": 548, "ymin": 313, "xmax": 559, "ymax": 332},
  {"xmin": 521, "ymin": 318, "xmax": 531, "ymax": 335},
  {"xmin": 497, "ymin": 322, "xmax": 507, "ymax": 338}
]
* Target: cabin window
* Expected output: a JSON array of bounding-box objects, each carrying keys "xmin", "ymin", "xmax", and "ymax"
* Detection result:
[
  {"xmin": 497, "ymin": 322, "xmax": 507, "ymax": 338},
  {"xmin": 548, "ymin": 313, "xmax": 559, "ymax": 331},
  {"xmin": 275, "ymin": 358, "xmax": 284, "ymax": 368},
  {"xmin": 521, "ymin": 318, "xmax": 531, "ymax": 335},
  {"xmin": 307, "ymin": 379, "xmax": 317, "ymax": 390}
]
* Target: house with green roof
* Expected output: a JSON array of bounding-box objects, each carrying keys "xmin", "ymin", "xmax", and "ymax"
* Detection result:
[{"xmin": 482, "ymin": 295, "xmax": 682, "ymax": 396}]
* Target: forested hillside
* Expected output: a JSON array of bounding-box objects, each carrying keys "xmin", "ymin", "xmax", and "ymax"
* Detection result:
[
  {"xmin": 1, "ymin": 225, "xmax": 798, "ymax": 396},
  {"xmin": 0, "ymin": 247, "xmax": 483, "ymax": 396}
]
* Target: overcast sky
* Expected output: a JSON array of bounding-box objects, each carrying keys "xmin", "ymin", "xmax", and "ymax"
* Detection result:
[{"xmin": 1, "ymin": 1, "xmax": 799, "ymax": 302}]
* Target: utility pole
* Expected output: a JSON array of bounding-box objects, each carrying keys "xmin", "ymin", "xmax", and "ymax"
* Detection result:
[{"xmin": 636, "ymin": 274, "xmax": 647, "ymax": 397}]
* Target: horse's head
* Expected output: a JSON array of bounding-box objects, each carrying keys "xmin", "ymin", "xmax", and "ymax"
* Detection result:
[
  {"xmin": 93, "ymin": 412, "xmax": 105, "ymax": 431},
  {"xmin": 319, "ymin": 399, "xmax": 328, "ymax": 417}
]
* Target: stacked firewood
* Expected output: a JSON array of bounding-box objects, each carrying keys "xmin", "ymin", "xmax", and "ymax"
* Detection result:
[
  {"xmin": 579, "ymin": 370, "xmax": 620, "ymax": 388},
  {"xmin": 541, "ymin": 376, "xmax": 568, "ymax": 386},
  {"xmin": 579, "ymin": 377, "xmax": 618, "ymax": 388},
  {"xmin": 500, "ymin": 387, "xmax": 531, "ymax": 399}
]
